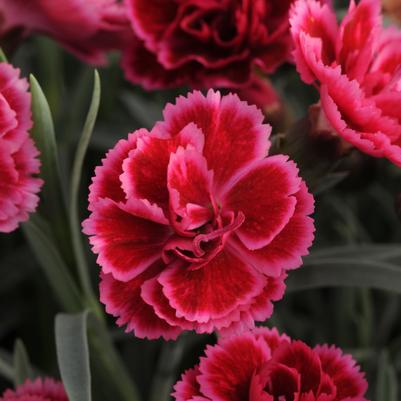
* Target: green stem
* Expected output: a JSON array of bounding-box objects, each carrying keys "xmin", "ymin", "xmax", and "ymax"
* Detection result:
[
  {"xmin": 149, "ymin": 338, "xmax": 186, "ymax": 401},
  {"xmin": 89, "ymin": 319, "xmax": 142, "ymax": 401}
]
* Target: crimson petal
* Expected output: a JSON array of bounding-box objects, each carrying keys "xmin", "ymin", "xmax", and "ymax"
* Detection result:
[
  {"xmin": 121, "ymin": 122, "xmax": 204, "ymax": 210},
  {"xmin": 228, "ymin": 182, "xmax": 314, "ymax": 276},
  {"xmin": 158, "ymin": 250, "xmax": 265, "ymax": 323},
  {"xmin": 99, "ymin": 263, "xmax": 180, "ymax": 340},
  {"xmin": 197, "ymin": 334, "xmax": 270, "ymax": 401},
  {"xmin": 167, "ymin": 145, "xmax": 213, "ymax": 230},
  {"xmin": 160, "ymin": 90, "xmax": 271, "ymax": 191},
  {"xmin": 88, "ymin": 129, "xmax": 145, "ymax": 210},
  {"xmin": 82, "ymin": 198, "xmax": 171, "ymax": 281},
  {"xmin": 314, "ymin": 345, "xmax": 368, "ymax": 400},
  {"xmin": 222, "ymin": 155, "xmax": 301, "ymax": 251}
]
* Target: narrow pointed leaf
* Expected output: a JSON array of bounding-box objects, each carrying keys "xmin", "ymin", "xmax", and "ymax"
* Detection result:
[
  {"xmin": 0, "ymin": 48, "xmax": 8, "ymax": 63},
  {"xmin": 29, "ymin": 75, "xmax": 71, "ymax": 259},
  {"xmin": 23, "ymin": 216, "xmax": 82, "ymax": 312},
  {"xmin": 376, "ymin": 351, "xmax": 398, "ymax": 401},
  {"xmin": 287, "ymin": 258, "xmax": 401, "ymax": 293},
  {"xmin": 69, "ymin": 71, "xmax": 101, "ymax": 301},
  {"xmin": 13, "ymin": 340, "xmax": 33, "ymax": 386},
  {"xmin": 56, "ymin": 311, "xmax": 92, "ymax": 401},
  {"xmin": 0, "ymin": 350, "xmax": 14, "ymax": 382}
]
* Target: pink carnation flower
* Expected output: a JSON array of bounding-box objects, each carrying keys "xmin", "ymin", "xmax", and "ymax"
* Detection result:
[
  {"xmin": 1, "ymin": 378, "xmax": 68, "ymax": 401},
  {"xmin": 0, "ymin": 0, "xmax": 131, "ymax": 65},
  {"xmin": 290, "ymin": 0, "xmax": 401, "ymax": 166},
  {"xmin": 83, "ymin": 90, "xmax": 315, "ymax": 340},
  {"xmin": 173, "ymin": 327, "xmax": 369, "ymax": 401},
  {"xmin": 0, "ymin": 62, "xmax": 42, "ymax": 233},
  {"xmin": 122, "ymin": 0, "xmax": 294, "ymax": 89}
]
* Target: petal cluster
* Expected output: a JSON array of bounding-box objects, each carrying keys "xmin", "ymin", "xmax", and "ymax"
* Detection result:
[
  {"xmin": 174, "ymin": 327, "xmax": 369, "ymax": 401},
  {"xmin": 0, "ymin": 0, "xmax": 131, "ymax": 64},
  {"xmin": 83, "ymin": 90, "xmax": 315, "ymax": 340},
  {"xmin": 122, "ymin": 0, "xmax": 294, "ymax": 89},
  {"xmin": 0, "ymin": 62, "xmax": 42, "ymax": 233},
  {"xmin": 290, "ymin": 0, "xmax": 401, "ymax": 166},
  {"xmin": 0, "ymin": 378, "xmax": 68, "ymax": 401}
]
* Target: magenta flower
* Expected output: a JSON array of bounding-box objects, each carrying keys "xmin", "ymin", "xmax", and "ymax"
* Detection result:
[
  {"xmin": 174, "ymin": 327, "xmax": 369, "ymax": 401},
  {"xmin": 83, "ymin": 90, "xmax": 315, "ymax": 340},
  {"xmin": 0, "ymin": 0, "xmax": 131, "ymax": 65},
  {"xmin": 0, "ymin": 62, "xmax": 42, "ymax": 233},
  {"xmin": 122, "ymin": 0, "xmax": 294, "ymax": 89},
  {"xmin": 290, "ymin": 0, "xmax": 401, "ymax": 166},
  {"xmin": 0, "ymin": 378, "xmax": 68, "ymax": 401}
]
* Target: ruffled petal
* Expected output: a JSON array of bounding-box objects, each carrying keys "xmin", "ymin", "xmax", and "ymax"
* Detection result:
[
  {"xmin": 121, "ymin": 36, "xmax": 197, "ymax": 90},
  {"xmin": 173, "ymin": 367, "xmax": 203, "ymax": 401},
  {"xmin": 158, "ymin": 250, "xmax": 265, "ymax": 323},
  {"xmin": 270, "ymin": 340, "xmax": 322, "ymax": 395},
  {"xmin": 252, "ymin": 327, "xmax": 291, "ymax": 353},
  {"xmin": 0, "ymin": 63, "xmax": 32, "ymax": 150},
  {"xmin": 126, "ymin": 0, "xmax": 177, "ymax": 51},
  {"xmin": 320, "ymin": 67, "xmax": 401, "ymax": 161},
  {"xmin": 222, "ymin": 155, "xmax": 301, "ymax": 251},
  {"xmin": 82, "ymin": 198, "xmax": 171, "ymax": 281},
  {"xmin": 141, "ymin": 277, "xmax": 195, "ymax": 331},
  {"xmin": 290, "ymin": 0, "xmax": 338, "ymax": 83},
  {"xmin": 99, "ymin": 264, "xmax": 180, "ymax": 340},
  {"xmin": 197, "ymin": 334, "xmax": 271, "ymax": 401},
  {"xmin": 337, "ymin": 0, "xmax": 381, "ymax": 81},
  {"xmin": 228, "ymin": 182, "xmax": 315, "ymax": 276},
  {"xmin": 217, "ymin": 273, "xmax": 287, "ymax": 338},
  {"xmin": 88, "ymin": 129, "xmax": 145, "ymax": 210},
  {"xmin": 167, "ymin": 146, "xmax": 213, "ymax": 230},
  {"xmin": 160, "ymin": 90, "xmax": 271, "ymax": 191},
  {"xmin": 314, "ymin": 345, "xmax": 368, "ymax": 400},
  {"xmin": 120, "ymin": 122, "xmax": 204, "ymax": 209}
]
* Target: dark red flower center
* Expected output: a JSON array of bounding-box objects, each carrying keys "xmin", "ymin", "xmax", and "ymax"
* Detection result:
[{"xmin": 162, "ymin": 202, "xmax": 244, "ymax": 268}]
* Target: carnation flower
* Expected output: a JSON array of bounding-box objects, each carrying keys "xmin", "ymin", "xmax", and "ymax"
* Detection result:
[
  {"xmin": 173, "ymin": 327, "xmax": 369, "ymax": 401},
  {"xmin": 0, "ymin": 0, "xmax": 131, "ymax": 64},
  {"xmin": 0, "ymin": 62, "xmax": 43, "ymax": 233},
  {"xmin": 122, "ymin": 0, "xmax": 294, "ymax": 89},
  {"xmin": 0, "ymin": 378, "xmax": 68, "ymax": 401},
  {"xmin": 83, "ymin": 90, "xmax": 315, "ymax": 340},
  {"xmin": 290, "ymin": 0, "xmax": 401, "ymax": 167}
]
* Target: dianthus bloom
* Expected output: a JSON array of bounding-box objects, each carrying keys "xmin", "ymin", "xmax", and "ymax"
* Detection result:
[
  {"xmin": 83, "ymin": 90, "xmax": 314, "ymax": 340},
  {"xmin": 290, "ymin": 0, "xmax": 401, "ymax": 166},
  {"xmin": 0, "ymin": 62, "xmax": 42, "ymax": 233},
  {"xmin": 122, "ymin": 0, "xmax": 294, "ymax": 89},
  {"xmin": 0, "ymin": 0, "xmax": 131, "ymax": 64},
  {"xmin": 0, "ymin": 378, "xmax": 68, "ymax": 401},
  {"xmin": 174, "ymin": 327, "xmax": 369, "ymax": 401}
]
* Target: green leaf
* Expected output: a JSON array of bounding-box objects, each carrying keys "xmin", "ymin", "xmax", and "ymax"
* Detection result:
[
  {"xmin": 56, "ymin": 311, "xmax": 92, "ymax": 401},
  {"xmin": 29, "ymin": 75, "xmax": 71, "ymax": 258},
  {"xmin": 376, "ymin": 351, "xmax": 398, "ymax": 401},
  {"xmin": 0, "ymin": 350, "xmax": 14, "ymax": 382},
  {"xmin": 22, "ymin": 216, "xmax": 82, "ymax": 312},
  {"xmin": 13, "ymin": 340, "xmax": 33, "ymax": 386},
  {"xmin": 69, "ymin": 71, "xmax": 101, "ymax": 303},
  {"xmin": 307, "ymin": 244, "xmax": 401, "ymax": 262},
  {"xmin": 0, "ymin": 48, "xmax": 8, "ymax": 63},
  {"xmin": 55, "ymin": 311, "xmax": 141, "ymax": 401},
  {"xmin": 287, "ymin": 258, "xmax": 401, "ymax": 293}
]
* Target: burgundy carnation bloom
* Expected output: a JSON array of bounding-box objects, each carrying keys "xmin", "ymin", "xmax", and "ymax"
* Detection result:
[
  {"xmin": 0, "ymin": 62, "xmax": 43, "ymax": 233},
  {"xmin": 83, "ymin": 90, "xmax": 315, "ymax": 340},
  {"xmin": 290, "ymin": 0, "xmax": 401, "ymax": 167},
  {"xmin": 122, "ymin": 0, "xmax": 294, "ymax": 89},
  {"xmin": 173, "ymin": 327, "xmax": 369, "ymax": 401},
  {"xmin": 1, "ymin": 378, "xmax": 68, "ymax": 401},
  {"xmin": 0, "ymin": 0, "xmax": 131, "ymax": 64}
]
